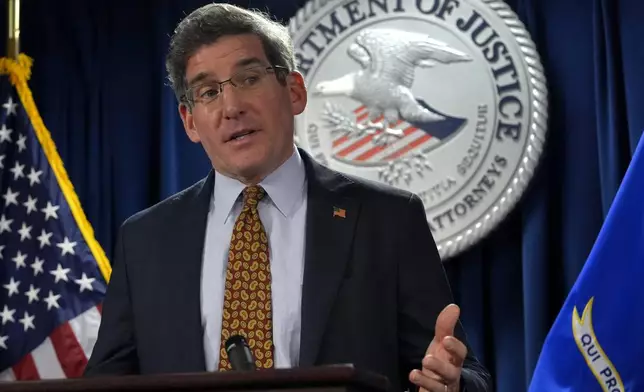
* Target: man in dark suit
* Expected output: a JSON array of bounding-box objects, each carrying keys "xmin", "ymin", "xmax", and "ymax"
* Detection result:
[{"xmin": 85, "ymin": 3, "xmax": 491, "ymax": 392}]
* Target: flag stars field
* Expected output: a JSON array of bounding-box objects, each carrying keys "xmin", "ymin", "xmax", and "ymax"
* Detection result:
[
  {"xmin": 18, "ymin": 312, "xmax": 35, "ymax": 332},
  {"xmin": 11, "ymin": 251, "xmax": 27, "ymax": 269},
  {"xmin": 3, "ymin": 278, "xmax": 20, "ymax": 297},
  {"xmin": 44, "ymin": 291, "xmax": 61, "ymax": 310},
  {"xmin": 0, "ymin": 124, "xmax": 11, "ymax": 143},
  {"xmin": 9, "ymin": 162, "xmax": 24, "ymax": 180},
  {"xmin": 2, "ymin": 96, "xmax": 17, "ymax": 115},
  {"xmin": 25, "ymin": 284, "xmax": 41, "ymax": 304},
  {"xmin": 0, "ymin": 214, "xmax": 12, "ymax": 233},
  {"xmin": 74, "ymin": 273, "xmax": 96, "ymax": 293},
  {"xmin": 12, "ymin": 251, "xmax": 28, "ymax": 269},
  {"xmin": 27, "ymin": 168, "xmax": 42, "ymax": 186},
  {"xmin": 41, "ymin": 201, "xmax": 60, "ymax": 221},
  {"xmin": 31, "ymin": 257, "xmax": 45, "ymax": 276},
  {"xmin": 37, "ymin": 229, "xmax": 52, "ymax": 248},
  {"xmin": 16, "ymin": 134, "xmax": 27, "ymax": 153},
  {"xmin": 49, "ymin": 264, "xmax": 70, "ymax": 283},
  {"xmin": 2, "ymin": 187, "xmax": 19, "ymax": 207},
  {"xmin": 23, "ymin": 195, "xmax": 38, "ymax": 214},
  {"xmin": 56, "ymin": 237, "xmax": 77, "ymax": 256},
  {"xmin": 0, "ymin": 305, "xmax": 15, "ymax": 325},
  {"xmin": 17, "ymin": 222, "xmax": 32, "ymax": 241}
]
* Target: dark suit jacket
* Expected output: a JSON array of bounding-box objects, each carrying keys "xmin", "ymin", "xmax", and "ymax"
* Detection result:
[{"xmin": 85, "ymin": 149, "xmax": 490, "ymax": 391}]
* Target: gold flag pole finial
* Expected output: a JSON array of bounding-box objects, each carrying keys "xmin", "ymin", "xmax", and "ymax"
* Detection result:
[{"xmin": 7, "ymin": 0, "xmax": 21, "ymax": 59}]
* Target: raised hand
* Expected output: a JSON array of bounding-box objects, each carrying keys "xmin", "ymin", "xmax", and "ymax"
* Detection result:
[{"xmin": 409, "ymin": 304, "xmax": 468, "ymax": 392}]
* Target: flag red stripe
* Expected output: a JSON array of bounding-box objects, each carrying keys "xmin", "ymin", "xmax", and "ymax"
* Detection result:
[
  {"xmin": 332, "ymin": 135, "xmax": 349, "ymax": 148},
  {"xmin": 331, "ymin": 108, "xmax": 370, "ymax": 148},
  {"xmin": 356, "ymin": 112, "xmax": 370, "ymax": 123},
  {"xmin": 96, "ymin": 303, "xmax": 103, "ymax": 314},
  {"xmin": 50, "ymin": 322, "xmax": 88, "ymax": 377},
  {"xmin": 12, "ymin": 354, "xmax": 40, "ymax": 380},
  {"xmin": 337, "ymin": 134, "xmax": 377, "ymax": 157},
  {"xmin": 384, "ymin": 134, "xmax": 432, "ymax": 161},
  {"xmin": 335, "ymin": 115, "xmax": 385, "ymax": 156},
  {"xmin": 354, "ymin": 124, "xmax": 413, "ymax": 161}
]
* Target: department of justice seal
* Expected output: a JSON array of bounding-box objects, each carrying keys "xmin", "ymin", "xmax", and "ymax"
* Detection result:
[{"xmin": 289, "ymin": 0, "xmax": 548, "ymax": 259}]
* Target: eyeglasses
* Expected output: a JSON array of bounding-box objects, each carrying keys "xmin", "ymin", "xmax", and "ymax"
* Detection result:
[{"xmin": 182, "ymin": 65, "xmax": 289, "ymax": 106}]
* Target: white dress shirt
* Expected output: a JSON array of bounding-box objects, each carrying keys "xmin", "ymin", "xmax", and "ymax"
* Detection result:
[{"xmin": 200, "ymin": 148, "xmax": 308, "ymax": 371}]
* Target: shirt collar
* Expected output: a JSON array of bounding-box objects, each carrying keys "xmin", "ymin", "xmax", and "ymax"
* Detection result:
[{"xmin": 213, "ymin": 147, "xmax": 306, "ymax": 224}]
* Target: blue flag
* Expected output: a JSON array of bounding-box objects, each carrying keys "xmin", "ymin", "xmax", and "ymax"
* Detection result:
[
  {"xmin": 529, "ymin": 133, "xmax": 644, "ymax": 391},
  {"xmin": 0, "ymin": 55, "xmax": 110, "ymax": 380}
]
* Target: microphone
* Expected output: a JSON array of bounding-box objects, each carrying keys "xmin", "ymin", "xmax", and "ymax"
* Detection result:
[{"xmin": 224, "ymin": 335, "xmax": 256, "ymax": 371}]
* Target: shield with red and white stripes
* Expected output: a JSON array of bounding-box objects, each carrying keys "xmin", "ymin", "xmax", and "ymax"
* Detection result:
[{"xmin": 329, "ymin": 102, "xmax": 465, "ymax": 167}]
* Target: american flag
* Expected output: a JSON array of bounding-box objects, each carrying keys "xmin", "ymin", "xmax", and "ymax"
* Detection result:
[{"xmin": 0, "ymin": 56, "xmax": 110, "ymax": 381}]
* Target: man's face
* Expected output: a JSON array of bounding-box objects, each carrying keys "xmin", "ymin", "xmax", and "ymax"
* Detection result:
[{"xmin": 179, "ymin": 34, "xmax": 307, "ymax": 184}]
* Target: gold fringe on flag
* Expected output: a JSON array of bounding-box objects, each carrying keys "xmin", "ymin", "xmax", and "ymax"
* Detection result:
[{"xmin": 0, "ymin": 54, "xmax": 112, "ymax": 282}]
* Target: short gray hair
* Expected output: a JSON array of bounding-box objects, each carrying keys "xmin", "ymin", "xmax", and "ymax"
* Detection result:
[{"xmin": 165, "ymin": 3, "xmax": 295, "ymax": 104}]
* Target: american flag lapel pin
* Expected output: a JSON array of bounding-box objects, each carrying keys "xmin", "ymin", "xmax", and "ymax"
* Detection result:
[{"xmin": 333, "ymin": 206, "xmax": 346, "ymax": 218}]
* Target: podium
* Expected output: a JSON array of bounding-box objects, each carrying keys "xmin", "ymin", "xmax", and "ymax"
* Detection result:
[{"xmin": 0, "ymin": 365, "xmax": 391, "ymax": 392}]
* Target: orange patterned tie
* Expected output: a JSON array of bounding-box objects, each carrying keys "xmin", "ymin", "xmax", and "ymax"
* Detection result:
[{"xmin": 218, "ymin": 185, "xmax": 274, "ymax": 370}]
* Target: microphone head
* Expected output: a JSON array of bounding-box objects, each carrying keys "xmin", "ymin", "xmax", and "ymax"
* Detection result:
[{"xmin": 224, "ymin": 335, "xmax": 256, "ymax": 371}]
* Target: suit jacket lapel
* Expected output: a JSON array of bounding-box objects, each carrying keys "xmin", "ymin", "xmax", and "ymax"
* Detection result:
[
  {"xmin": 299, "ymin": 151, "xmax": 360, "ymax": 366},
  {"xmin": 164, "ymin": 170, "xmax": 215, "ymax": 372},
  {"xmin": 165, "ymin": 153, "xmax": 360, "ymax": 369}
]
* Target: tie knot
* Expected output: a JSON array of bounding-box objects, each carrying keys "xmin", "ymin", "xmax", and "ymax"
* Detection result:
[{"xmin": 242, "ymin": 185, "xmax": 266, "ymax": 206}]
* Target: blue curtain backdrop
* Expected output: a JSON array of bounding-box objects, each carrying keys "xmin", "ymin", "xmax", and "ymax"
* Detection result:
[{"xmin": 1, "ymin": 0, "xmax": 643, "ymax": 390}]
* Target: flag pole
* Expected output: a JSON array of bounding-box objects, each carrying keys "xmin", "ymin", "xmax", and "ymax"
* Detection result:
[{"xmin": 7, "ymin": 0, "xmax": 20, "ymax": 59}]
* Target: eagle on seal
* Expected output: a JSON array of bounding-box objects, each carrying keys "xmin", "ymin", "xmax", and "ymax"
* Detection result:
[{"xmin": 313, "ymin": 28, "xmax": 471, "ymax": 141}]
